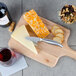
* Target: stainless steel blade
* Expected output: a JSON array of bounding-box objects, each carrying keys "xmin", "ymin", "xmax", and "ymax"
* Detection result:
[
  {"xmin": 25, "ymin": 37, "xmax": 63, "ymax": 47},
  {"xmin": 25, "ymin": 37, "xmax": 40, "ymax": 43}
]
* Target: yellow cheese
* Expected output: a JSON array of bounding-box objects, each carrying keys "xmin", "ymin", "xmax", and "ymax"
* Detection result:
[
  {"xmin": 11, "ymin": 25, "xmax": 38, "ymax": 54},
  {"xmin": 24, "ymin": 9, "xmax": 50, "ymax": 38}
]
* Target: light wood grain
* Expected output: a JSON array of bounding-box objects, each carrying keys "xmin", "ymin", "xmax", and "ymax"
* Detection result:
[{"xmin": 8, "ymin": 14, "xmax": 76, "ymax": 67}]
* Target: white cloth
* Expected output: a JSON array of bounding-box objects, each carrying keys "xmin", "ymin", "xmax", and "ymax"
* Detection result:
[{"xmin": 0, "ymin": 55, "xmax": 28, "ymax": 76}]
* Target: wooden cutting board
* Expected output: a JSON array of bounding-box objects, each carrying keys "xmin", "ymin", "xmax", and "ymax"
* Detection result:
[{"xmin": 8, "ymin": 14, "xmax": 76, "ymax": 67}]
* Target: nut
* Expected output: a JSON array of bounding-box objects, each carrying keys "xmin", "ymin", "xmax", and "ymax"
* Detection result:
[{"xmin": 59, "ymin": 5, "xmax": 76, "ymax": 24}]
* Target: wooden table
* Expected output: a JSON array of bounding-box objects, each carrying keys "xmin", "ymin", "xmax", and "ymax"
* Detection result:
[{"xmin": 0, "ymin": 0, "xmax": 76, "ymax": 76}]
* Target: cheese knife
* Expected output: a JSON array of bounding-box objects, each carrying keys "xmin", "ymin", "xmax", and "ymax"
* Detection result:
[{"xmin": 25, "ymin": 37, "xmax": 63, "ymax": 48}]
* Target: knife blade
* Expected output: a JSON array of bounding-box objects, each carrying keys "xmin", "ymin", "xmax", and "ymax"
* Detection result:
[{"xmin": 25, "ymin": 37, "xmax": 63, "ymax": 47}]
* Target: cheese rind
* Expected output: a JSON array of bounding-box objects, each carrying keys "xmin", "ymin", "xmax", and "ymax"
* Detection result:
[
  {"xmin": 11, "ymin": 25, "xmax": 38, "ymax": 54},
  {"xmin": 24, "ymin": 9, "xmax": 50, "ymax": 38}
]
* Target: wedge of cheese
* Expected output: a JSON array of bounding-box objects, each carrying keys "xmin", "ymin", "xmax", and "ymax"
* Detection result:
[
  {"xmin": 24, "ymin": 9, "xmax": 50, "ymax": 38},
  {"xmin": 11, "ymin": 25, "xmax": 38, "ymax": 54}
]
